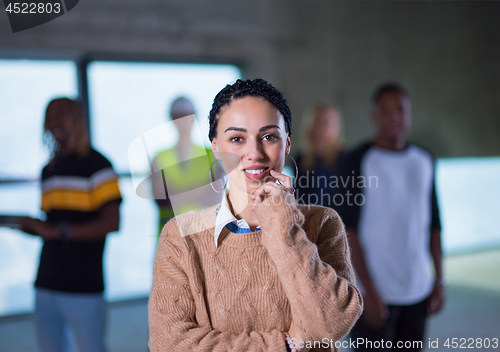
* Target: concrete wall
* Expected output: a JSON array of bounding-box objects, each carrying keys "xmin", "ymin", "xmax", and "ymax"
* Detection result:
[{"xmin": 1, "ymin": 0, "xmax": 499, "ymax": 157}]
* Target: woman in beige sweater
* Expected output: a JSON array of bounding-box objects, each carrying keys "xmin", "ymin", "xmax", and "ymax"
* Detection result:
[{"xmin": 149, "ymin": 79, "xmax": 363, "ymax": 352}]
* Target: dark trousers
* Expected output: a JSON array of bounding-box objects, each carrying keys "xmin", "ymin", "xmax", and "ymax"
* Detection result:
[{"xmin": 350, "ymin": 297, "xmax": 428, "ymax": 352}]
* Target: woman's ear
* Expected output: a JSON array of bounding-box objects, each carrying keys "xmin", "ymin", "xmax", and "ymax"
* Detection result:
[
  {"xmin": 211, "ymin": 138, "xmax": 219, "ymax": 160},
  {"xmin": 285, "ymin": 136, "xmax": 292, "ymax": 156}
]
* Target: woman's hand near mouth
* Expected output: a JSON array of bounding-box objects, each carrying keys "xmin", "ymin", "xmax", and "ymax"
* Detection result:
[{"xmin": 251, "ymin": 169, "xmax": 293, "ymax": 210}]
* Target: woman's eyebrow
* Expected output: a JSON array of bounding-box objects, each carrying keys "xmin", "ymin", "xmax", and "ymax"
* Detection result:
[
  {"xmin": 224, "ymin": 127, "xmax": 246, "ymax": 133},
  {"xmin": 224, "ymin": 125, "xmax": 280, "ymax": 133},
  {"xmin": 259, "ymin": 125, "xmax": 280, "ymax": 132}
]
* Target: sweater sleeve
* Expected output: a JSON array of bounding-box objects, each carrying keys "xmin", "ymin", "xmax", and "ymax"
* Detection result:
[
  {"xmin": 148, "ymin": 218, "xmax": 289, "ymax": 352},
  {"xmin": 254, "ymin": 193, "xmax": 363, "ymax": 343}
]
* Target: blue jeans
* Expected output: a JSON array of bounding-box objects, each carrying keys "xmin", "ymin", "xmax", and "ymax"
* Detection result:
[{"xmin": 34, "ymin": 288, "xmax": 107, "ymax": 352}]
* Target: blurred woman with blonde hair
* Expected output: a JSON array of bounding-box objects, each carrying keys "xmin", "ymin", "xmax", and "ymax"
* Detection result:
[{"xmin": 295, "ymin": 104, "xmax": 346, "ymax": 209}]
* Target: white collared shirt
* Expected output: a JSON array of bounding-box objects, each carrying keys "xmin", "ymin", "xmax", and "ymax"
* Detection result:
[{"xmin": 213, "ymin": 192, "xmax": 260, "ymax": 247}]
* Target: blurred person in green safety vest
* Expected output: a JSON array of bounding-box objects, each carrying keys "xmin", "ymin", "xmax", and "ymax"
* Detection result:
[{"xmin": 151, "ymin": 97, "xmax": 223, "ymax": 238}]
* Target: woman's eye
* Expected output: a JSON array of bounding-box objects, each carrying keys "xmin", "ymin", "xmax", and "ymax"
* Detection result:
[
  {"xmin": 263, "ymin": 134, "xmax": 278, "ymax": 141},
  {"xmin": 230, "ymin": 136, "xmax": 242, "ymax": 142}
]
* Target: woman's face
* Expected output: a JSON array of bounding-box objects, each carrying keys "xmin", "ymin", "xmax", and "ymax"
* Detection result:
[
  {"xmin": 211, "ymin": 96, "xmax": 291, "ymax": 194},
  {"xmin": 311, "ymin": 108, "xmax": 341, "ymax": 148}
]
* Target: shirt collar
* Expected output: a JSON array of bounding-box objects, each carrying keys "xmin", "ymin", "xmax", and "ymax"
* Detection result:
[{"xmin": 213, "ymin": 192, "xmax": 260, "ymax": 247}]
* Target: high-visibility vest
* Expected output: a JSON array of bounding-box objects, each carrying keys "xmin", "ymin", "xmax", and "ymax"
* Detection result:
[{"xmin": 153, "ymin": 145, "xmax": 216, "ymax": 232}]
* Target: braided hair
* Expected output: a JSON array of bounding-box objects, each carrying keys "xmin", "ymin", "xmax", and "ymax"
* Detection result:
[{"xmin": 208, "ymin": 79, "xmax": 292, "ymax": 141}]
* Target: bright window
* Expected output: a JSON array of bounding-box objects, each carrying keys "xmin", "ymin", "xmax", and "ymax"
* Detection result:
[
  {"xmin": 0, "ymin": 59, "xmax": 78, "ymax": 179},
  {"xmin": 88, "ymin": 62, "xmax": 241, "ymax": 174},
  {"xmin": 437, "ymin": 157, "xmax": 500, "ymax": 254}
]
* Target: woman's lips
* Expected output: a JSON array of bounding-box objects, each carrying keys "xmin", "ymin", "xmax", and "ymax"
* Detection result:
[{"xmin": 243, "ymin": 167, "xmax": 270, "ymax": 181}]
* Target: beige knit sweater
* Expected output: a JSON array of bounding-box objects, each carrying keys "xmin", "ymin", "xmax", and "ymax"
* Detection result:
[{"xmin": 149, "ymin": 193, "xmax": 363, "ymax": 352}]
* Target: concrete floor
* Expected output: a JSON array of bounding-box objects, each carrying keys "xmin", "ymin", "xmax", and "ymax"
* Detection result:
[
  {"xmin": 0, "ymin": 298, "xmax": 149, "ymax": 352},
  {"xmin": 423, "ymin": 249, "xmax": 500, "ymax": 351},
  {"xmin": 0, "ymin": 249, "xmax": 499, "ymax": 352}
]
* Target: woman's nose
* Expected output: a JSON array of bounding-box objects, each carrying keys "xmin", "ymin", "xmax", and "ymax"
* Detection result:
[{"xmin": 245, "ymin": 139, "xmax": 263, "ymax": 160}]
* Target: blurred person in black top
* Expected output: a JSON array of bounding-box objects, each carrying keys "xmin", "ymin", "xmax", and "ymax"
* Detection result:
[
  {"xmin": 20, "ymin": 98, "xmax": 122, "ymax": 352},
  {"xmin": 337, "ymin": 84, "xmax": 444, "ymax": 352},
  {"xmin": 294, "ymin": 104, "xmax": 346, "ymax": 210}
]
